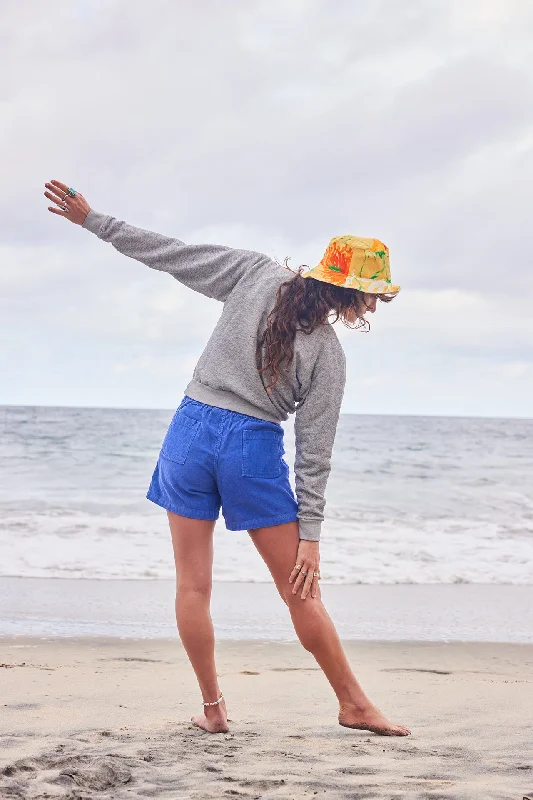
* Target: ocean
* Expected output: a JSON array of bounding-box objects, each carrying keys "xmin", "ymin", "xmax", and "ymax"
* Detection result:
[{"xmin": 1, "ymin": 405, "xmax": 532, "ymax": 586}]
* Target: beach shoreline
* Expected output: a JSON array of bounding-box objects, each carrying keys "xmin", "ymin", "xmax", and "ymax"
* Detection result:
[
  {"xmin": 2, "ymin": 576, "xmax": 532, "ymax": 642},
  {"xmin": 1, "ymin": 635, "xmax": 532, "ymax": 799}
]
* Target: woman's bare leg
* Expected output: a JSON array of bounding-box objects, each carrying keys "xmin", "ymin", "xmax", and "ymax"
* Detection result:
[
  {"xmin": 167, "ymin": 511, "xmax": 228, "ymax": 733},
  {"xmin": 249, "ymin": 521, "xmax": 410, "ymax": 736}
]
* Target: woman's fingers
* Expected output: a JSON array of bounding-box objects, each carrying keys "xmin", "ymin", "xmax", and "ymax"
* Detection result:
[
  {"xmin": 291, "ymin": 563, "xmax": 318, "ymax": 599},
  {"xmin": 289, "ymin": 541, "xmax": 321, "ymax": 599},
  {"xmin": 291, "ymin": 568, "xmax": 304, "ymax": 594},
  {"xmin": 49, "ymin": 179, "xmax": 69, "ymax": 193},
  {"xmin": 300, "ymin": 569, "xmax": 314, "ymax": 600},
  {"xmin": 44, "ymin": 188, "xmax": 66, "ymax": 206},
  {"xmin": 44, "ymin": 185, "xmax": 70, "ymax": 218},
  {"xmin": 43, "ymin": 180, "xmax": 91, "ymax": 225},
  {"xmin": 47, "ymin": 206, "xmax": 69, "ymax": 217},
  {"xmin": 288, "ymin": 563, "xmax": 302, "ymax": 583}
]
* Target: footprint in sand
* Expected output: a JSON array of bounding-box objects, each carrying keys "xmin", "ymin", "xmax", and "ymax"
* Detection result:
[
  {"xmin": 270, "ymin": 667, "xmax": 320, "ymax": 671},
  {"xmin": 337, "ymin": 766, "xmax": 379, "ymax": 776},
  {"xmin": 104, "ymin": 657, "xmax": 163, "ymax": 663},
  {"xmin": 1, "ymin": 753, "xmax": 132, "ymax": 793},
  {"xmin": 381, "ymin": 668, "xmax": 452, "ymax": 675}
]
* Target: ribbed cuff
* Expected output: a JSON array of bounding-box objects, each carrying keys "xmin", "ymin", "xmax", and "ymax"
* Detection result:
[
  {"xmin": 81, "ymin": 209, "xmax": 109, "ymax": 236},
  {"xmin": 297, "ymin": 519, "xmax": 321, "ymax": 541}
]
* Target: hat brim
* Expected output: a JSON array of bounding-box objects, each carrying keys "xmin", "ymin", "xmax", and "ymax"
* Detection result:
[{"xmin": 302, "ymin": 267, "xmax": 400, "ymax": 294}]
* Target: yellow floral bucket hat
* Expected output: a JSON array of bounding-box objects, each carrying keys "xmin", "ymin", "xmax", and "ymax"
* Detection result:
[{"xmin": 302, "ymin": 235, "xmax": 400, "ymax": 294}]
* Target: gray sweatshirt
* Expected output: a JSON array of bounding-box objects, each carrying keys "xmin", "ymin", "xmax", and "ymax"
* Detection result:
[{"xmin": 82, "ymin": 210, "xmax": 346, "ymax": 541}]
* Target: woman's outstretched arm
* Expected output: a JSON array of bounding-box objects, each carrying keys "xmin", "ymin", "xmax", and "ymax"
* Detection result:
[{"xmin": 44, "ymin": 179, "xmax": 268, "ymax": 302}]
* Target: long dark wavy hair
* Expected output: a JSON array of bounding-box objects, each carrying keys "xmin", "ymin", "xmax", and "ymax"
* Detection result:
[{"xmin": 256, "ymin": 263, "xmax": 395, "ymax": 393}]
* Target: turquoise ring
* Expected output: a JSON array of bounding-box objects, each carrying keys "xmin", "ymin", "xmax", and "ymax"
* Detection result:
[{"xmin": 67, "ymin": 187, "xmax": 77, "ymax": 197}]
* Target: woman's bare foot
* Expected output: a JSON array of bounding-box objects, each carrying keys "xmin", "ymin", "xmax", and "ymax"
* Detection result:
[
  {"xmin": 191, "ymin": 697, "xmax": 229, "ymax": 733},
  {"xmin": 338, "ymin": 700, "xmax": 411, "ymax": 736}
]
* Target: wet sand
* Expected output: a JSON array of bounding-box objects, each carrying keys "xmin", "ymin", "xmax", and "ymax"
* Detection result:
[
  {"xmin": 1, "ymin": 636, "xmax": 532, "ymax": 799},
  {"xmin": 2, "ymin": 577, "xmax": 532, "ymax": 642}
]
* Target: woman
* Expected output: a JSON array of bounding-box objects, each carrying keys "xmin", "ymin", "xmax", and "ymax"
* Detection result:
[{"xmin": 44, "ymin": 179, "xmax": 410, "ymax": 737}]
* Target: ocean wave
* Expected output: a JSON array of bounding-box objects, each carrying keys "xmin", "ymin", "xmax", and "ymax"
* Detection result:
[
  {"xmin": 2, "ymin": 407, "xmax": 532, "ymax": 585},
  {"xmin": 1, "ymin": 510, "xmax": 532, "ymax": 584}
]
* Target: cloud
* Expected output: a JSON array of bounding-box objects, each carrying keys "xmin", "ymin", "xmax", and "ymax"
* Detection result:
[{"xmin": 1, "ymin": 0, "xmax": 532, "ymax": 415}]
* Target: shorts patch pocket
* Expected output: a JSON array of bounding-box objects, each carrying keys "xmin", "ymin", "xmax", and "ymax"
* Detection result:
[
  {"xmin": 161, "ymin": 411, "xmax": 201, "ymax": 465},
  {"xmin": 242, "ymin": 429, "xmax": 284, "ymax": 479}
]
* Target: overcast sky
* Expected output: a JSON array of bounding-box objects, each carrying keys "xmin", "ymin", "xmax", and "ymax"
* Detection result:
[{"xmin": 2, "ymin": 0, "xmax": 532, "ymax": 417}]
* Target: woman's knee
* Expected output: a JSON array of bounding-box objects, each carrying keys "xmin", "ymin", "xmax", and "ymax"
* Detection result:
[
  {"xmin": 176, "ymin": 580, "xmax": 212, "ymax": 601},
  {"xmin": 281, "ymin": 585, "xmax": 323, "ymax": 617},
  {"xmin": 281, "ymin": 588, "xmax": 326, "ymax": 644}
]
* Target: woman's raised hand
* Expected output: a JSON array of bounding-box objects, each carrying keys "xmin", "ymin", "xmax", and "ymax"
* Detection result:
[
  {"xmin": 44, "ymin": 179, "xmax": 91, "ymax": 226},
  {"xmin": 289, "ymin": 540, "xmax": 321, "ymax": 600}
]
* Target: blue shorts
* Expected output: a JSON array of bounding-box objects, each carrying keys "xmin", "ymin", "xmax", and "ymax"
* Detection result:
[{"xmin": 146, "ymin": 396, "xmax": 298, "ymax": 530}]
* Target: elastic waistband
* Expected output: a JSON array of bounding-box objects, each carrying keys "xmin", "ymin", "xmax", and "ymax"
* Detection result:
[
  {"xmin": 182, "ymin": 395, "xmax": 283, "ymax": 427},
  {"xmin": 183, "ymin": 379, "xmax": 283, "ymax": 424}
]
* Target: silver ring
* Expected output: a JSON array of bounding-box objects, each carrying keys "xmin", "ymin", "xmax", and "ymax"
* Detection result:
[
  {"xmin": 301, "ymin": 570, "xmax": 308, "ymax": 575},
  {"xmin": 60, "ymin": 204, "xmax": 69, "ymax": 212}
]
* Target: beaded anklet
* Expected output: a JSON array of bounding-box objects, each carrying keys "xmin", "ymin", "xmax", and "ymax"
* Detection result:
[{"xmin": 203, "ymin": 692, "xmax": 224, "ymax": 707}]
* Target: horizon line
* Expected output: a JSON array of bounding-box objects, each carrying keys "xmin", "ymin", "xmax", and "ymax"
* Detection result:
[{"xmin": 1, "ymin": 403, "xmax": 532, "ymax": 422}]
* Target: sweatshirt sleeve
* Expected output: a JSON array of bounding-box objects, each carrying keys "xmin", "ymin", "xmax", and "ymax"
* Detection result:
[
  {"xmin": 81, "ymin": 209, "xmax": 266, "ymax": 302},
  {"xmin": 293, "ymin": 332, "xmax": 346, "ymax": 541}
]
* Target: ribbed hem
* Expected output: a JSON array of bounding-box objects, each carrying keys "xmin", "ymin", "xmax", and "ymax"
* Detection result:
[
  {"xmin": 184, "ymin": 379, "xmax": 283, "ymax": 424},
  {"xmin": 297, "ymin": 519, "xmax": 322, "ymax": 541},
  {"xmin": 82, "ymin": 209, "xmax": 109, "ymax": 236}
]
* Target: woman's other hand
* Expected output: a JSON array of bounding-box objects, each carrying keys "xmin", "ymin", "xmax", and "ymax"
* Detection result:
[
  {"xmin": 289, "ymin": 540, "xmax": 320, "ymax": 600},
  {"xmin": 44, "ymin": 179, "xmax": 91, "ymax": 226}
]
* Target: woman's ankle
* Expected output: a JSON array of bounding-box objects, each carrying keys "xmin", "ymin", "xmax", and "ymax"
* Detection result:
[
  {"xmin": 338, "ymin": 692, "xmax": 373, "ymax": 713},
  {"xmin": 205, "ymin": 699, "xmax": 227, "ymax": 717},
  {"xmin": 202, "ymin": 690, "xmax": 224, "ymax": 707}
]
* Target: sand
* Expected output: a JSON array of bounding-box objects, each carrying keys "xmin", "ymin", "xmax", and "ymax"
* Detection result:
[{"xmin": 1, "ymin": 636, "xmax": 532, "ymax": 799}]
